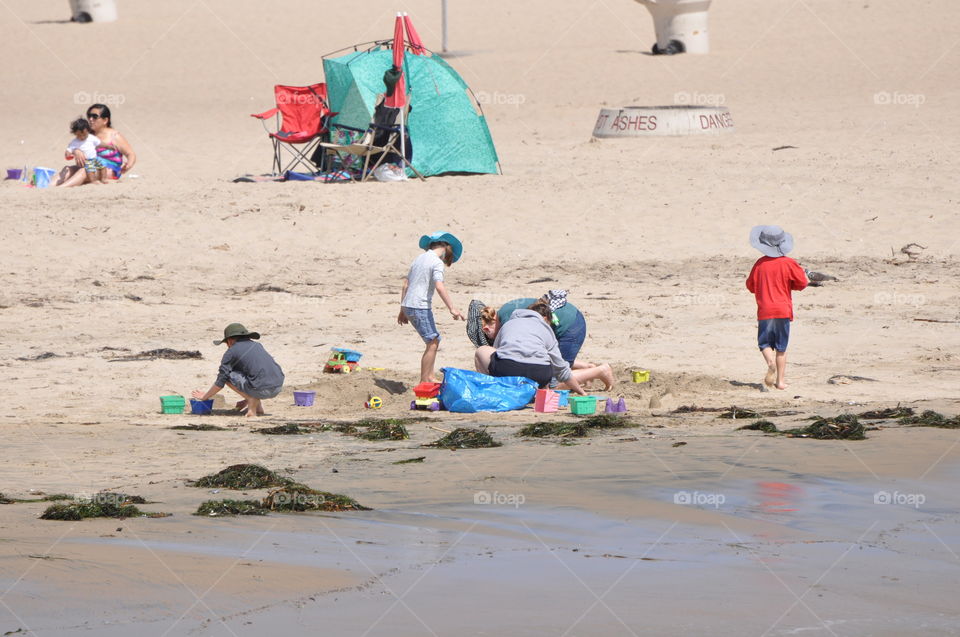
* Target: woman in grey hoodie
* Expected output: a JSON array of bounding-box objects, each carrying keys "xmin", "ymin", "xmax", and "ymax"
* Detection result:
[{"xmin": 474, "ymin": 301, "xmax": 614, "ymax": 393}]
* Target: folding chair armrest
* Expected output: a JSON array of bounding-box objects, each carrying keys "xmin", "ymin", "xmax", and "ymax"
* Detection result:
[{"xmin": 251, "ymin": 107, "xmax": 280, "ymax": 120}]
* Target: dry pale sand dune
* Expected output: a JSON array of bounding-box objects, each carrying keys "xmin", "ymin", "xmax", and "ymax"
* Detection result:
[{"xmin": 1, "ymin": 1, "xmax": 959, "ymax": 635}]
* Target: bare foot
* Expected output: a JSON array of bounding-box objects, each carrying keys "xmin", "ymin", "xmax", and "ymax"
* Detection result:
[
  {"xmin": 775, "ymin": 382, "xmax": 789, "ymax": 390},
  {"xmin": 599, "ymin": 364, "xmax": 615, "ymax": 391},
  {"xmin": 764, "ymin": 367, "xmax": 776, "ymax": 388}
]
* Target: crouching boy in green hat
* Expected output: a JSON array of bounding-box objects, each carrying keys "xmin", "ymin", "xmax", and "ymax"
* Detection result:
[{"xmin": 192, "ymin": 323, "xmax": 285, "ymax": 417}]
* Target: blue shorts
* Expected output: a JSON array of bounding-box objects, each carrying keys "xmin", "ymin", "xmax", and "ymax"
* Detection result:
[
  {"xmin": 403, "ymin": 307, "xmax": 440, "ymax": 343},
  {"xmin": 557, "ymin": 310, "xmax": 587, "ymax": 366},
  {"xmin": 758, "ymin": 319, "xmax": 791, "ymax": 352}
]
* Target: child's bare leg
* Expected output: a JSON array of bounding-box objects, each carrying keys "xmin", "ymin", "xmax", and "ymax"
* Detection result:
[
  {"xmin": 761, "ymin": 347, "xmax": 777, "ymax": 387},
  {"xmin": 775, "ymin": 351, "xmax": 788, "ymax": 390},
  {"xmin": 558, "ymin": 363, "xmax": 615, "ymax": 392},
  {"xmin": 474, "ymin": 346, "xmax": 495, "ymax": 374},
  {"xmin": 244, "ymin": 397, "xmax": 263, "ymax": 417},
  {"xmin": 420, "ymin": 338, "xmax": 440, "ymax": 383},
  {"xmin": 571, "ymin": 361, "xmax": 597, "ymax": 370}
]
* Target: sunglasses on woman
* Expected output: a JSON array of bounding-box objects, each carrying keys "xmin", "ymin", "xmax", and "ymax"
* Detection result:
[{"xmin": 87, "ymin": 113, "xmax": 103, "ymax": 120}]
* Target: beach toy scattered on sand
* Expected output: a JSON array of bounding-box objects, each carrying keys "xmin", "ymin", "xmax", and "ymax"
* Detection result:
[
  {"xmin": 190, "ymin": 398, "xmax": 214, "ymax": 415},
  {"xmin": 632, "ymin": 370, "xmax": 650, "ymax": 383},
  {"xmin": 569, "ymin": 396, "xmax": 597, "ymax": 416},
  {"xmin": 634, "ymin": 0, "xmax": 712, "ymax": 55},
  {"xmin": 556, "ymin": 389, "xmax": 570, "ymax": 408},
  {"xmin": 160, "ymin": 395, "xmax": 186, "ymax": 414},
  {"xmin": 365, "ymin": 396, "xmax": 383, "ymax": 409},
  {"xmin": 32, "ymin": 167, "xmax": 56, "ymax": 189},
  {"xmin": 293, "ymin": 391, "xmax": 315, "ymax": 406},
  {"xmin": 324, "ymin": 347, "xmax": 362, "ymax": 373},
  {"xmin": 5, "ymin": 169, "xmax": 22, "ymax": 180},
  {"xmin": 605, "ymin": 397, "xmax": 628, "ymax": 414},
  {"xmin": 411, "ymin": 382, "xmax": 442, "ymax": 411},
  {"xmin": 534, "ymin": 389, "xmax": 559, "ymax": 413}
]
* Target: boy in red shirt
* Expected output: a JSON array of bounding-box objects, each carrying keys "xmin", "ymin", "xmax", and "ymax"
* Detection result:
[{"xmin": 746, "ymin": 225, "xmax": 808, "ymax": 390}]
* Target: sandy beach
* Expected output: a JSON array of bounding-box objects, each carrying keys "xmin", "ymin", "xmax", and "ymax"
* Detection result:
[{"xmin": 1, "ymin": 0, "xmax": 959, "ymax": 635}]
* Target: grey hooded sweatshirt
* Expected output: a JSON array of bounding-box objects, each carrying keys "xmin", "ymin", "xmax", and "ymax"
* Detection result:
[{"xmin": 492, "ymin": 309, "xmax": 573, "ymax": 382}]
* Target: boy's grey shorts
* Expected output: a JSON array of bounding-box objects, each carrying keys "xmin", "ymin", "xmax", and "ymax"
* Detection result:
[{"xmin": 228, "ymin": 371, "xmax": 283, "ymax": 399}]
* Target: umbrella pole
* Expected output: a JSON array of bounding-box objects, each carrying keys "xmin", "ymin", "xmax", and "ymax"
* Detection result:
[
  {"xmin": 442, "ymin": 0, "xmax": 448, "ymax": 53},
  {"xmin": 399, "ymin": 107, "xmax": 408, "ymax": 180}
]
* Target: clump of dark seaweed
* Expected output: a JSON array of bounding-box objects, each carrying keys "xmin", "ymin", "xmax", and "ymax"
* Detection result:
[
  {"xmin": 859, "ymin": 406, "xmax": 915, "ymax": 420},
  {"xmin": 169, "ymin": 424, "xmax": 229, "ymax": 431},
  {"xmin": 191, "ymin": 464, "xmax": 293, "ymax": 489},
  {"xmin": 0, "ymin": 493, "xmax": 73, "ymax": 504},
  {"xmin": 356, "ymin": 421, "xmax": 409, "ymax": 441},
  {"xmin": 518, "ymin": 414, "xmax": 637, "ymax": 439},
  {"xmin": 717, "ymin": 407, "xmax": 761, "ymax": 419},
  {"xmin": 782, "ymin": 414, "xmax": 865, "ymax": 440},
  {"xmin": 262, "ymin": 484, "xmax": 371, "ymax": 512},
  {"xmin": 0, "ymin": 493, "xmax": 12, "ymax": 504},
  {"xmin": 253, "ymin": 423, "xmax": 323, "ymax": 435},
  {"xmin": 392, "ymin": 456, "xmax": 426, "ymax": 465},
  {"xmin": 195, "ymin": 499, "xmax": 268, "ymax": 517},
  {"xmin": 424, "ymin": 428, "xmax": 501, "ymax": 449},
  {"xmin": 898, "ymin": 410, "xmax": 960, "ymax": 428},
  {"xmin": 737, "ymin": 420, "xmax": 779, "ymax": 433},
  {"xmin": 39, "ymin": 493, "xmax": 164, "ymax": 520},
  {"xmin": 518, "ymin": 421, "xmax": 590, "ymax": 438}
]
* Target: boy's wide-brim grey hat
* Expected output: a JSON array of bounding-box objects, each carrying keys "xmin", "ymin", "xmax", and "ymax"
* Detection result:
[
  {"xmin": 749, "ymin": 225, "xmax": 794, "ymax": 258},
  {"xmin": 214, "ymin": 323, "xmax": 260, "ymax": 345}
]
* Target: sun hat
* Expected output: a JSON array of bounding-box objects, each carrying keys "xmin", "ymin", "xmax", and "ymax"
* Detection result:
[
  {"xmin": 419, "ymin": 231, "xmax": 463, "ymax": 263},
  {"xmin": 749, "ymin": 225, "xmax": 794, "ymax": 258},
  {"xmin": 466, "ymin": 300, "xmax": 490, "ymax": 347},
  {"xmin": 214, "ymin": 323, "xmax": 261, "ymax": 345}
]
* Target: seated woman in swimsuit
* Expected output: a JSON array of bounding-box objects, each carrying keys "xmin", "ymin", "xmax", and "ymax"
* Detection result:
[{"xmin": 54, "ymin": 104, "xmax": 137, "ymax": 187}]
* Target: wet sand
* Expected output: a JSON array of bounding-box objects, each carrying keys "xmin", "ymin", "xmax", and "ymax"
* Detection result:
[{"xmin": 3, "ymin": 423, "xmax": 959, "ymax": 636}]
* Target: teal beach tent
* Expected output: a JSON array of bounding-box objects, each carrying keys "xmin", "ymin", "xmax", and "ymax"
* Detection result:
[{"xmin": 323, "ymin": 44, "xmax": 500, "ymax": 177}]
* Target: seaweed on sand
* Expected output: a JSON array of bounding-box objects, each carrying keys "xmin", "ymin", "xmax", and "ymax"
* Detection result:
[
  {"xmin": 736, "ymin": 420, "xmax": 779, "ymax": 433},
  {"xmin": 424, "ymin": 428, "xmax": 501, "ymax": 449},
  {"xmin": 392, "ymin": 456, "xmax": 426, "ymax": 465},
  {"xmin": 717, "ymin": 407, "xmax": 761, "ymax": 419},
  {"xmin": 782, "ymin": 414, "xmax": 865, "ymax": 440},
  {"xmin": 356, "ymin": 421, "xmax": 409, "ymax": 441},
  {"xmin": 195, "ymin": 499, "xmax": 268, "ymax": 517},
  {"xmin": 253, "ymin": 423, "xmax": 322, "ymax": 435},
  {"xmin": 39, "ymin": 493, "xmax": 164, "ymax": 520},
  {"xmin": 859, "ymin": 406, "xmax": 915, "ymax": 420},
  {"xmin": 169, "ymin": 424, "xmax": 228, "ymax": 431},
  {"xmin": 518, "ymin": 414, "xmax": 637, "ymax": 439},
  {"xmin": 191, "ymin": 464, "xmax": 293, "ymax": 490},
  {"xmin": 262, "ymin": 484, "xmax": 371, "ymax": 512},
  {"xmin": 518, "ymin": 422, "xmax": 590, "ymax": 438},
  {"xmin": 898, "ymin": 410, "xmax": 960, "ymax": 428},
  {"xmin": 0, "ymin": 493, "xmax": 11, "ymax": 504}
]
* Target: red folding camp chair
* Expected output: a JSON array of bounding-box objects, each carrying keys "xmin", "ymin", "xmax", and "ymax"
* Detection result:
[{"xmin": 251, "ymin": 84, "xmax": 331, "ymax": 175}]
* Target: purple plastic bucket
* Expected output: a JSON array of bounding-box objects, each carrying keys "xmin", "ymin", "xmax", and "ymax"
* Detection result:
[
  {"xmin": 293, "ymin": 391, "xmax": 315, "ymax": 407},
  {"xmin": 5, "ymin": 169, "xmax": 22, "ymax": 180},
  {"xmin": 190, "ymin": 399, "xmax": 214, "ymax": 415}
]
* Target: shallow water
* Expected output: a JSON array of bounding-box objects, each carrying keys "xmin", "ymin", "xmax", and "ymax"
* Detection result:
[{"xmin": 14, "ymin": 465, "xmax": 955, "ymax": 637}]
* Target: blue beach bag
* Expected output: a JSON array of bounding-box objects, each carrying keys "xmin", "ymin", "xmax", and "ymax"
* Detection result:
[{"xmin": 439, "ymin": 367, "xmax": 538, "ymax": 413}]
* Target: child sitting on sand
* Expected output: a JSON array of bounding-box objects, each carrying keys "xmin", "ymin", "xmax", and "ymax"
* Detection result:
[
  {"xmin": 397, "ymin": 231, "xmax": 465, "ymax": 383},
  {"xmin": 746, "ymin": 225, "xmax": 808, "ymax": 390},
  {"xmin": 192, "ymin": 323, "xmax": 285, "ymax": 417},
  {"xmin": 60, "ymin": 118, "xmax": 103, "ymax": 186}
]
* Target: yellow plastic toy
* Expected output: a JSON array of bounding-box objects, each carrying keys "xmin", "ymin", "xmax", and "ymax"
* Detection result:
[{"xmin": 365, "ymin": 396, "xmax": 383, "ymax": 409}]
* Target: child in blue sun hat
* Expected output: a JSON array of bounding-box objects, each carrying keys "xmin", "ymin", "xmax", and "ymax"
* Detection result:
[{"xmin": 397, "ymin": 231, "xmax": 464, "ymax": 383}]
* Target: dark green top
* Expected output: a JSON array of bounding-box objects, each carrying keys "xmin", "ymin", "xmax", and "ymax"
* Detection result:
[{"xmin": 497, "ymin": 298, "xmax": 579, "ymax": 338}]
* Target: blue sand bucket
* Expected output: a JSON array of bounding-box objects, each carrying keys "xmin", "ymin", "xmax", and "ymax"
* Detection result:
[
  {"xmin": 33, "ymin": 167, "xmax": 56, "ymax": 189},
  {"xmin": 190, "ymin": 399, "xmax": 214, "ymax": 415}
]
